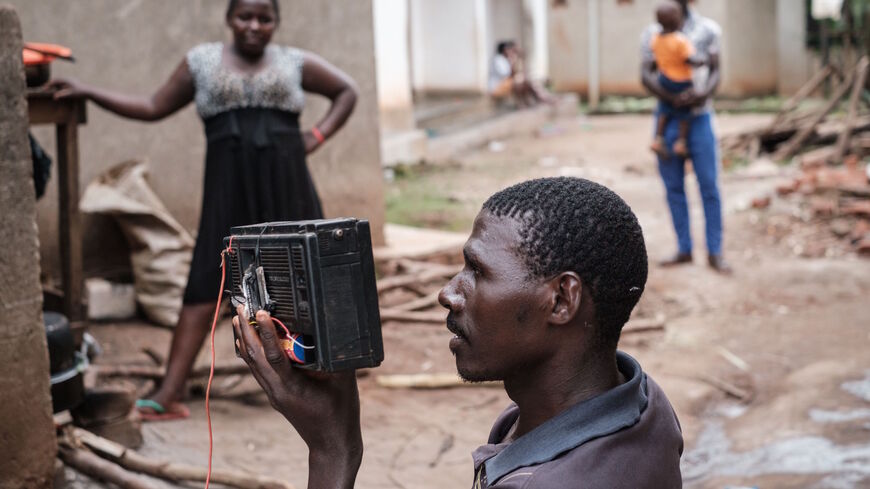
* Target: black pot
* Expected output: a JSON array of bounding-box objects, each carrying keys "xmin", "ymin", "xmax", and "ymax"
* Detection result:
[
  {"xmin": 44, "ymin": 311, "xmax": 85, "ymax": 413},
  {"xmin": 25, "ymin": 63, "xmax": 51, "ymax": 88}
]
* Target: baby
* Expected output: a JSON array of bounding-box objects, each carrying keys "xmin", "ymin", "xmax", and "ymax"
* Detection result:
[{"xmin": 649, "ymin": 1, "xmax": 704, "ymax": 158}]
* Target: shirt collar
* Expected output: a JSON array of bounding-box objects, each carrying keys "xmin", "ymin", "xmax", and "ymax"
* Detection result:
[
  {"xmin": 682, "ymin": 8, "xmax": 699, "ymax": 34},
  {"xmin": 475, "ymin": 351, "xmax": 649, "ymax": 486}
]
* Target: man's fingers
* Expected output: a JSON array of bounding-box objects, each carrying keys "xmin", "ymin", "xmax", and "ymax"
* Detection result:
[
  {"xmin": 234, "ymin": 309, "xmax": 268, "ymax": 377},
  {"xmin": 255, "ymin": 310, "xmax": 292, "ymax": 374},
  {"xmin": 236, "ymin": 306, "xmax": 265, "ymax": 355},
  {"xmin": 235, "ymin": 308, "xmax": 288, "ymax": 387},
  {"xmin": 233, "ymin": 314, "xmax": 265, "ymax": 376}
]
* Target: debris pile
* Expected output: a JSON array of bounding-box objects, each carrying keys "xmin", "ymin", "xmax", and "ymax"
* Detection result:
[
  {"xmin": 723, "ymin": 58, "xmax": 870, "ymax": 163},
  {"xmin": 724, "ymin": 57, "xmax": 870, "ymax": 257},
  {"xmin": 772, "ymin": 154, "xmax": 870, "ymax": 256}
]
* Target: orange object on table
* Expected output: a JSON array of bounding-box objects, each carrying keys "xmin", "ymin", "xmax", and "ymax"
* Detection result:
[{"xmin": 23, "ymin": 42, "xmax": 74, "ymax": 65}]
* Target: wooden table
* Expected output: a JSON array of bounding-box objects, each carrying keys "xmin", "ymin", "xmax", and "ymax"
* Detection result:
[{"xmin": 27, "ymin": 90, "xmax": 87, "ymax": 323}]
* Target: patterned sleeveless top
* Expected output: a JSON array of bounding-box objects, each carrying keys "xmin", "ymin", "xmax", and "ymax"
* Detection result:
[{"xmin": 186, "ymin": 42, "xmax": 305, "ymax": 119}]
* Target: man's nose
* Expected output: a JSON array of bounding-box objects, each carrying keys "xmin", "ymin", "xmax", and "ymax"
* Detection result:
[{"xmin": 438, "ymin": 276, "xmax": 464, "ymax": 312}]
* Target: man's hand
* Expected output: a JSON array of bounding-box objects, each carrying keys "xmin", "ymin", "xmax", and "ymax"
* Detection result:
[
  {"xmin": 641, "ymin": 60, "xmax": 678, "ymax": 106},
  {"xmin": 673, "ymin": 88, "xmax": 706, "ymax": 109},
  {"xmin": 233, "ymin": 307, "xmax": 362, "ymax": 489}
]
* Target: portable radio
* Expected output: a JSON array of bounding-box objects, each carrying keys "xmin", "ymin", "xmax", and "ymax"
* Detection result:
[{"xmin": 224, "ymin": 218, "xmax": 383, "ymax": 372}]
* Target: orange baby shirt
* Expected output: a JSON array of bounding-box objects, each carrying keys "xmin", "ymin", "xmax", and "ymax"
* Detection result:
[{"xmin": 651, "ymin": 32, "xmax": 695, "ymax": 82}]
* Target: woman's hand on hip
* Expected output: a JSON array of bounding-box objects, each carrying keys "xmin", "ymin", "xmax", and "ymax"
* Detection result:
[{"xmin": 303, "ymin": 130, "xmax": 322, "ymax": 154}]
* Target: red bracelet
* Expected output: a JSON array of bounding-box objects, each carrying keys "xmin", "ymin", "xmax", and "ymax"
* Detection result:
[{"xmin": 311, "ymin": 127, "xmax": 326, "ymax": 144}]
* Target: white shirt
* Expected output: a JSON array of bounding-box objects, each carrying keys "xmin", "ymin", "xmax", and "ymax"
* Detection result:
[{"xmin": 489, "ymin": 54, "xmax": 513, "ymax": 92}]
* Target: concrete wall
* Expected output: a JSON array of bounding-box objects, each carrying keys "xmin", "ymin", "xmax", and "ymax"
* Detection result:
[
  {"xmin": 488, "ymin": 0, "xmax": 526, "ymax": 56},
  {"xmin": 406, "ymin": 0, "xmax": 548, "ymax": 94},
  {"xmin": 486, "ymin": 0, "xmax": 549, "ymax": 81},
  {"xmin": 374, "ymin": 0, "xmax": 415, "ymax": 133},
  {"xmin": 548, "ymin": 0, "xmax": 810, "ymax": 98},
  {"xmin": 777, "ymin": 0, "xmax": 815, "ymax": 95},
  {"xmin": 0, "ymin": 6, "xmax": 57, "ymax": 487},
  {"xmin": 720, "ymin": 0, "xmax": 778, "ymax": 96},
  {"xmin": 410, "ymin": 0, "xmax": 489, "ymax": 92},
  {"xmin": 548, "ymin": 0, "xmax": 592, "ymax": 94},
  {"xmin": 10, "ymin": 0, "xmax": 386, "ymax": 281}
]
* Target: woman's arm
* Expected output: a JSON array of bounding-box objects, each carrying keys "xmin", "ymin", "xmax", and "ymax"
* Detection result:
[
  {"xmin": 300, "ymin": 51, "xmax": 358, "ymax": 154},
  {"xmin": 49, "ymin": 58, "xmax": 195, "ymax": 122}
]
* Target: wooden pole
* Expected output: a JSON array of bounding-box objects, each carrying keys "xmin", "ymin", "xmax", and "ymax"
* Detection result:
[
  {"xmin": 57, "ymin": 119, "xmax": 84, "ymax": 322},
  {"xmin": 772, "ymin": 68, "xmax": 857, "ymax": 161},
  {"xmin": 835, "ymin": 57, "xmax": 870, "ymax": 161},
  {"xmin": 376, "ymin": 265, "xmax": 460, "ymax": 293},
  {"xmin": 72, "ymin": 427, "xmax": 294, "ymax": 489},
  {"xmin": 389, "ymin": 291, "xmax": 441, "ymax": 312},
  {"xmin": 379, "ymin": 309, "xmax": 447, "ymax": 324},
  {"xmin": 766, "ymin": 65, "xmax": 833, "ymax": 132},
  {"xmin": 95, "ymin": 362, "xmax": 250, "ymax": 380},
  {"xmin": 376, "ymin": 373, "xmax": 501, "ymax": 389},
  {"xmin": 58, "ymin": 446, "xmax": 156, "ymax": 489}
]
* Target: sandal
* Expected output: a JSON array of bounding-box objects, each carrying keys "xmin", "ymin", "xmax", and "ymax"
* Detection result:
[{"xmin": 135, "ymin": 399, "xmax": 190, "ymax": 422}]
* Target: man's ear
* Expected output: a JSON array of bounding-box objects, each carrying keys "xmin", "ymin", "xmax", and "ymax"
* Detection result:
[{"xmin": 547, "ymin": 272, "xmax": 582, "ymax": 325}]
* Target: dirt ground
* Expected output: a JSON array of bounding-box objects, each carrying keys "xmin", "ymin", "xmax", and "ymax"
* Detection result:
[{"xmin": 81, "ymin": 113, "xmax": 870, "ymax": 489}]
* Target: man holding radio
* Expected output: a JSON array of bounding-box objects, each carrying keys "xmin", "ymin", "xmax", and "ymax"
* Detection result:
[{"xmin": 235, "ymin": 177, "xmax": 684, "ymax": 488}]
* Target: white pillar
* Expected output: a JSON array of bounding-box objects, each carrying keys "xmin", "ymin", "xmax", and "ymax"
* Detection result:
[
  {"xmin": 587, "ymin": 0, "xmax": 600, "ymax": 109},
  {"xmin": 524, "ymin": 0, "xmax": 549, "ymax": 81},
  {"xmin": 474, "ymin": 0, "xmax": 490, "ymax": 93},
  {"xmin": 373, "ymin": 0, "xmax": 415, "ymax": 131}
]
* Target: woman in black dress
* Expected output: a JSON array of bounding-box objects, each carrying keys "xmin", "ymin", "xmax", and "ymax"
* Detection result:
[{"xmin": 51, "ymin": 0, "xmax": 357, "ymax": 419}]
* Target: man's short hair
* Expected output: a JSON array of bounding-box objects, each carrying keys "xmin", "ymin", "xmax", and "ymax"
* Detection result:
[{"xmin": 482, "ymin": 177, "xmax": 648, "ymax": 349}]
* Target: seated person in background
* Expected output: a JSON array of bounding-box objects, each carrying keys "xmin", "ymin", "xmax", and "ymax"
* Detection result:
[
  {"xmin": 489, "ymin": 40, "xmax": 554, "ymax": 107},
  {"xmin": 235, "ymin": 177, "xmax": 684, "ymax": 488},
  {"xmin": 649, "ymin": 1, "xmax": 705, "ymax": 158}
]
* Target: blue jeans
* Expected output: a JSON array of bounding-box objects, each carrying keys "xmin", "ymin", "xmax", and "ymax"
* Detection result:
[{"xmin": 655, "ymin": 111, "xmax": 723, "ymax": 256}]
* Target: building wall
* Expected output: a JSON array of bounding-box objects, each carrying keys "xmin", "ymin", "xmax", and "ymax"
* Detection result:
[
  {"xmin": 777, "ymin": 0, "xmax": 815, "ymax": 95},
  {"xmin": 10, "ymin": 0, "xmax": 385, "ymax": 280},
  {"xmin": 410, "ymin": 0, "xmax": 489, "ymax": 92},
  {"xmin": 549, "ymin": 0, "xmax": 591, "ymax": 93},
  {"xmin": 0, "ymin": 7, "xmax": 57, "ymax": 487},
  {"xmin": 721, "ymin": 0, "xmax": 779, "ymax": 96},
  {"xmin": 486, "ymin": 0, "xmax": 550, "ymax": 81},
  {"xmin": 374, "ymin": 0, "xmax": 415, "ymax": 132},
  {"xmin": 548, "ymin": 0, "xmax": 809, "ymax": 98},
  {"xmin": 599, "ymin": 0, "xmax": 652, "ymax": 94},
  {"xmin": 525, "ymin": 0, "xmax": 550, "ymax": 81},
  {"xmin": 488, "ymin": 0, "xmax": 526, "ymax": 56}
]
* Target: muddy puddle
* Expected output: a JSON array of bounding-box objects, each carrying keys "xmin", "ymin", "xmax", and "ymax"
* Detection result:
[{"xmin": 682, "ymin": 371, "xmax": 870, "ymax": 488}]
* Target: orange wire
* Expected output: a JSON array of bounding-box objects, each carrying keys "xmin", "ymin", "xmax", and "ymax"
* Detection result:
[
  {"xmin": 272, "ymin": 317, "xmax": 305, "ymax": 364},
  {"xmin": 271, "ymin": 316, "xmax": 292, "ymax": 337},
  {"xmin": 205, "ymin": 238, "xmax": 234, "ymax": 489}
]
